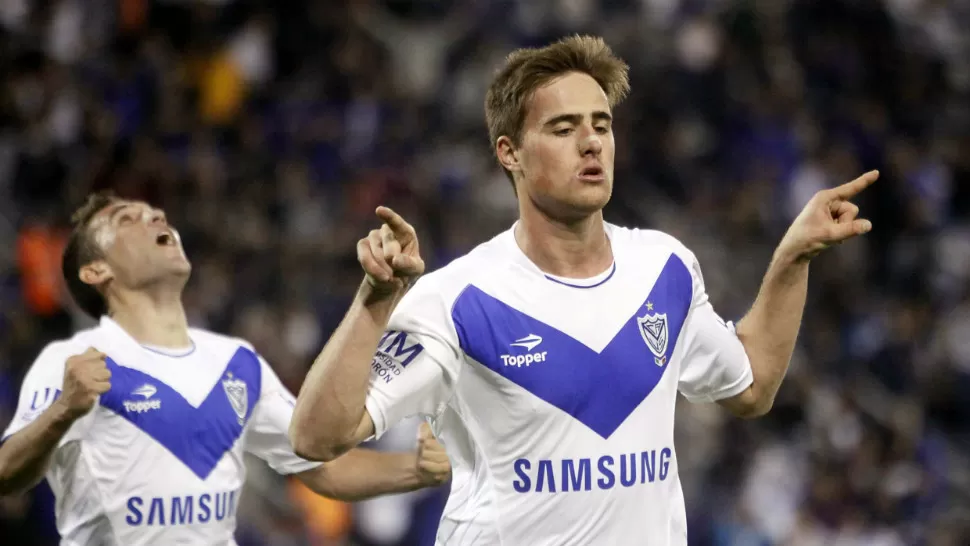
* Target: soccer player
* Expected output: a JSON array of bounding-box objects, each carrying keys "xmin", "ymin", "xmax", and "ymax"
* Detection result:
[
  {"xmin": 0, "ymin": 192, "xmax": 452, "ymax": 545},
  {"xmin": 289, "ymin": 35, "xmax": 877, "ymax": 544}
]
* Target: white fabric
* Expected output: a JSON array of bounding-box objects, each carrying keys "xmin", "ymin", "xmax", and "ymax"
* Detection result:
[{"xmin": 364, "ymin": 222, "xmax": 753, "ymax": 545}]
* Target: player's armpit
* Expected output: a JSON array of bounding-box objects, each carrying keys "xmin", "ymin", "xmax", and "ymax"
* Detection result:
[{"xmin": 352, "ymin": 410, "xmax": 377, "ymax": 446}]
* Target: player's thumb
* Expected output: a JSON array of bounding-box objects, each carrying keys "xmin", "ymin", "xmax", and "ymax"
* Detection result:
[{"xmin": 418, "ymin": 421, "xmax": 434, "ymax": 441}]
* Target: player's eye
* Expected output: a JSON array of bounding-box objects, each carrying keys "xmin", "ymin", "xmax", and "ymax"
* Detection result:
[
  {"xmin": 118, "ymin": 213, "xmax": 134, "ymax": 225},
  {"xmin": 553, "ymin": 127, "xmax": 573, "ymax": 136},
  {"xmin": 595, "ymin": 125, "xmax": 610, "ymax": 134}
]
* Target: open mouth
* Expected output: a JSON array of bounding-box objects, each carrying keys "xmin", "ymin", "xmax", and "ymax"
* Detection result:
[
  {"xmin": 155, "ymin": 232, "xmax": 175, "ymax": 246},
  {"xmin": 579, "ymin": 165, "xmax": 604, "ymax": 179}
]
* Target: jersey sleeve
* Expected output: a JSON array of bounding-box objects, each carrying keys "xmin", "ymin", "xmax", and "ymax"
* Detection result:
[
  {"xmin": 364, "ymin": 278, "xmax": 462, "ymax": 440},
  {"xmin": 243, "ymin": 355, "xmax": 323, "ymax": 475},
  {"xmin": 2, "ymin": 341, "xmax": 88, "ymax": 443},
  {"xmin": 676, "ymin": 252, "xmax": 754, "ymax": 403}
]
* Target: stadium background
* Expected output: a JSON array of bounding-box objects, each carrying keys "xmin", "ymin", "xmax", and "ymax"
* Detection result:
[{"xmin": 1, "ymin": 0, "xmax": 969, "ymax": 544}]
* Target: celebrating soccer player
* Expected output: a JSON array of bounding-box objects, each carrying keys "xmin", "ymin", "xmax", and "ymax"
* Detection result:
[
  {"xmin": 290, "ymin": 35, "xmax": 877, "ymax": 545},
  {"xmin": 0, "ymin": 193, "xmax": 452, "ymax": 545}
]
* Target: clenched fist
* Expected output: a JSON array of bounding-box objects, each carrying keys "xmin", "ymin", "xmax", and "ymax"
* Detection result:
[
  {"xmin": 415, "ymin": 422, "xmax": 451, "ymax": 487},
  {"xmin": 778, "ymin": 170, "xmax": 878, "ymax": 262},
  {"xmin": 358, "ymin": 206, "xmax": 425, "ymax": 296},
  {"xmin": 56, "ymin": 348, "xmax": 111, "ymax": 419}
]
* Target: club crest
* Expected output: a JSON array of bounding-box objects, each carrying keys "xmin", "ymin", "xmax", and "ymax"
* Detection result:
[
  {"xmin": 637, "ymin": 306, "xmax": 669, "ymax": 367},
  {"xmin": 222, "ymin": 373, "xmax": 248, "ymax": 425}
]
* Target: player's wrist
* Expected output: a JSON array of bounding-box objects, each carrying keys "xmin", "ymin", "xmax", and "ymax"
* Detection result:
[
  {"xmin": 50, "ymin": 398, "xmax": 86, "ymax": 424},
  {"xmin": 359, "ymin": 277, "xmax": 407, "ymax": 306}
]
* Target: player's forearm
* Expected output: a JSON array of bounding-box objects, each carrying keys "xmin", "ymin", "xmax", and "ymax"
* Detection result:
[
  {"xmin": 0, "ymin": 401, "xmax": 78, "ymax": 494},
  {"xmin": 297, "ymin": 448, "xmax": 425, "ymax": 502},
  {"xmin": 734, "ymin": 251, "xmax": 809, "ymax": 417},
  {"xmin": 291, "ymin": 282, "xmax": 401, "ymax": 461}
]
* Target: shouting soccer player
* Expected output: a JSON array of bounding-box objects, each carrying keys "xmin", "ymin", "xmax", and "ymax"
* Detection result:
[
  {"xmin": 290, "ymin": 35, "xmax": 877, "ymax": 545},
  {"xmin": 0, "ymin": 193, "xmax": 452, "ymax": 545}
]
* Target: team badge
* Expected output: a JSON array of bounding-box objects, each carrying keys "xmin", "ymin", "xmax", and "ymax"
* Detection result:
[
  {"xmin": 637, "ymin": 302, "xmax": 668, "ymax": 367},
  {"xmin": 222, "ymin": 372, "xmax": 248, "ymax": 425}
]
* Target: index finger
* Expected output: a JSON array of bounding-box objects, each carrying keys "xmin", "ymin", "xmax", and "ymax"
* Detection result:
[
  {"xmin": 82, "ymin": 347, "xmax": 106, "ymax": 358},
  {"xmin": 376, "ymin": 206, "xmax": 413, "ymax": 236},
  {"xmin": 828, "ymin": 170, "xmax": 879, "ymax": 200}
]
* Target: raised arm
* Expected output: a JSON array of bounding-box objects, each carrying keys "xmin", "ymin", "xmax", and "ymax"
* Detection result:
[
  {"xmin": 290, "ymin": 207, "xmax": 425, "ymax": 462},
  {"xmin": 0, "ymin": 348, "xmax": 110, "ymax": 494},
  {"xmin": 720, "ymin": 171, "xmax": 878, "ymax": 418}
]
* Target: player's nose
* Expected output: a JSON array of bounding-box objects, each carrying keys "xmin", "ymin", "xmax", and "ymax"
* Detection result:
[{"xmin": 579, "ymin": 130, "xmax": 603, "ymax": 156}]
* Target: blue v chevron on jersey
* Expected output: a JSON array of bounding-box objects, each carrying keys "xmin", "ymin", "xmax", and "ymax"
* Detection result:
[
  {"xmin": 100, "ymin": 347, "xmax": 262, "ymax": 479},
  {"xmin": 452, "ymin": 253, "xmax": 693, "ymax": 438}
]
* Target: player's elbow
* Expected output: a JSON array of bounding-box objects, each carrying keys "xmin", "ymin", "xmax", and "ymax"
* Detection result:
[
  {"xmin": 720, "ymin": 385, "xmax": 773, "ymax": 419},
  {"xmin": 733, "ymin": 399, "xmax": 773, "ymax": 419},
  {"xmin": 289, "ymin": 427, "xmax": 346, "ymax": 463}
]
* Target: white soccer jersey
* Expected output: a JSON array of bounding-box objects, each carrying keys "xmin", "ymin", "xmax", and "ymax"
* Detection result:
[
  {"xmin": 1, "ymin": 317, "xmax": 320, "ymax": 546},
  {"xmin": 365, "ymin": 222, "xmax": 754, "ymax": 546}
]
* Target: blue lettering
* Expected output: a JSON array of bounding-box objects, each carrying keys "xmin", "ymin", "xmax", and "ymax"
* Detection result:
[
  {"xmin": 29, "ymin": 388, "xmax": 61, "ymax": 411},
  {"xmin": 536, "ymin": 460, "xmax": 556, "ymax": 493},
  {"xmin": 660, "ymin": 448, "xmax": 671, "ymax": 481},
  {"xmin": 641, "ymin": 450, "xmax": 656, "ymax": 483},
  {"xmin": 379, "ymin": 331, "xmax": 424, "ymax": 367},
  {"xmin": 198, "ymin": 494, "xmax": 211, "ymax": 522},
  {"xmin": 148, "ymin": 497, "xmax": 165, "ymax": 526},
  {"xmin": 513, "ymin": 459, "xmax": 531, "ymax": 492},
  {"xmin": 562, "ymin": 458, "xmax": 591, "ymax": 492},
  {"xmin": 597, "ymin": 455, "xmax": 615, "ymax": 489},
  {"xmin": 512, "ymin": 449, "xmax": 672, "ymax": 493},
  {"xmin": 620, "ymin": 453, "xmax": 636, "ymax": 487},
  {"xmin": 171, "ymin": 496, "xmax": 193, "ymax": 525},
  {"xmin": 125, "ymin": 497, "xmax": 143, "ymax": 525},
  {"xmin": 215, "ymin": 492, "xmax": 228, "ymax": 520},
  {"xmin": 124, "ymin": 491, "xmax": 237, "ymax": 526}
]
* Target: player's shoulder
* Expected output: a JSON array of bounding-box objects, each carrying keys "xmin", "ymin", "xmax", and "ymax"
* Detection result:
[
  {"xmin": 27, "ymin": 325, "xmax": 103, "ymax": 375},
  {"xmin": 407, "ymin": 228, "xmax": 513, "ymax": 305},
  {"xmin": 608, "ymin": 223, "xmax": 698, "ymax": 265}
]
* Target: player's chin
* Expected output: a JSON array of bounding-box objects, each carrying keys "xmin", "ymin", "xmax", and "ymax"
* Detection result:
[
  {"xmin": 161, "ymin": 256, "xmax": 193, "ymax": 276},
  {"xmin": 569, "ymin": 182, "xmax": 612, "ymax": 211}
]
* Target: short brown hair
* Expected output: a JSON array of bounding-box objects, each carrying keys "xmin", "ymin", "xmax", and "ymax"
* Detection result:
[
  {"xmin": 485, "ymin": 35, "xmax": 631, "ymax": 178},
  {"xmin": 62, "ymin": 191, "xmax": 121, "ymax": 318}
]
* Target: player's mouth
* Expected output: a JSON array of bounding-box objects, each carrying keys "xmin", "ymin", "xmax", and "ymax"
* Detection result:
[
  {"xmin": 155, "ymin": 230, "xmax": 176, "ymax": 247},
  {"xmin": 578, "ymin": 164, "xmax": 606, "ymax": 182}
]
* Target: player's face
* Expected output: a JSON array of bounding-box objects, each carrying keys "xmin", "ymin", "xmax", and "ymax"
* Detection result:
[
  {"xmin": 85, "ymin": 201, "xmax": 191, "ymax": 290},
  {"xmin": 513, "ymin": 72, "xmax": 615, "ymax": 220}
]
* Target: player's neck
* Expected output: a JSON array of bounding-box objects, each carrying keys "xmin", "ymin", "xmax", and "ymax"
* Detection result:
[
  {"xmin": 108, "ymin": 288, "xmax": 192, "ymax": 349},
  {"xmin": 514, "ymin": 209, "xmax": 612, "ymax": 279}
]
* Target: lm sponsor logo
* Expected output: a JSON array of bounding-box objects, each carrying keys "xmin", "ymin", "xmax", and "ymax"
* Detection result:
[
  {"xmin": 513, "ymin": 447, "xmax": 673, "ymax": 493},
  {"xmin": 19, "ymin": 388, "xmax": 62, "ymax": 422},
  {"xmin": 371, "ymin": 330, "xmax": 425, "ymax": 383}
]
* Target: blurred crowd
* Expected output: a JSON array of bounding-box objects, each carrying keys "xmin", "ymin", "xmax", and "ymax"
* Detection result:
[{"xmin": 1, "ymin": 0, "xmax": 969, "ymax": 544}]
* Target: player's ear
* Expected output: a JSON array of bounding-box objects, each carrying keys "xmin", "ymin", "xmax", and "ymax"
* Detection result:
[
  {"xmin": 496, "ymin": 136, "xmax": 522, "ymax": 175},
  {"xmin": 79, "ymin": 260, "xmax": 113, "ymax": 287}
]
